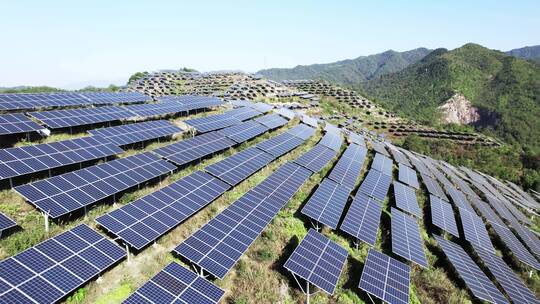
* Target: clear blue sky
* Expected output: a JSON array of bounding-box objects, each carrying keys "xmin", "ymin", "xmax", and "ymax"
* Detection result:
[{"xmin": 1, "ymin": 1, "xmax": 538, "ymax": 89}]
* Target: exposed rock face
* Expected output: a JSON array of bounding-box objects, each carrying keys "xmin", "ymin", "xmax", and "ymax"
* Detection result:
[{"xmin": 438, "ymin": 93, "xmax": 480, "ymax": 124}]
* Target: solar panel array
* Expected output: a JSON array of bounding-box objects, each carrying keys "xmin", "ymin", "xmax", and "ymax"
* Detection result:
[
  {"xmin": 284, "ymin": 229, "xmax": 348, "ymax": 295},
  {"xmin": 391, "ymin": 208, "xmax": 428, "ymax": 268},
  {"xmin": 398, "ymin": 163, "xmax": 419, "ymax": 189},
  {"xmin": 0, "ymin": 212, "xmax": 16, "ymax": 236},
  {"xmin": 256, "ymin": 132, "xmax": 305, "ymax": 157},
  {"xmin": 294, "ymin": 144, "xmax": 337, "ymax": 173},
  {"xmin": 0, "ymin": 113, "xmax": 44, "ymax": 136},
  {"xmin": 184, "ymin": 107, "xmax": 262, "ymax": 133},
  {"xmin": 0, "ymin": 91, "xmax": 149, "ymax": 111},
  {"xmin": 371, "ymin": 141, "xmax": 390, "ymax": 157},
  {"xmin": 318, "ymin": 132, "xmax": 343, "ymax": 151},
  {"xmin": 88, "ymin": 120, "xmax": 183, "ymax": 146},
  {"xmin": 347, "ymin": 131, "xmax": 365, "ymax": 146},
  {"xmin": 340, "ymin": 193, "xmax": 383, "ymax": 246},
  {"xmin": 275, "ymin": 107, "xmax": 296, "ymax": 120},
  {"xmin": 0, "ymin": 136, "xmax": 123, "ymax": 181},
  {"xmin": 393, "ymin": 181, "xmax": 422, "ymax": 217},
  {"xmin": 301, "ymin": 179, "xmax": 350, "ymax": 229},
  {"xmin": 125, "ymin": 99, "xmax": 220, "ymax": 117},
  {"xmin": 153, "ymin": 131, "xmax": 236, "ymax": 166},
  {"xmin": 0, "ymin": 224, "xmax": 125, "ymax": 304},
  {"xmin": 490, "ymin": 223, "xmax": 540, "ymax": 270},
  {"xmin": 430, "ymin": 195, "xmax": 459, "ymax": 237},
  {"xmin": 358, "ymin": 169, "xmax": 392, "ymax": 202},
  {"xmin": 359, "ymin": 248, "xmax": 410, "ymax": 304},
  {"xmin": 474, "ymin": 246, "xmax": 540, "ymax": 304},
  {"xmin": 420, "ymin": 173, "xmax": 448, "ymax": 201},
  {"xmin": 124, "ymin": 262, "xmax": 225, "ymax": 304},
  {"xmin": 205, "ymin": 147, "xmax": 274, "ymax": 186},
  {"xmin": 217, "ymin": 120, "xmax": 268, "ymax": 143},
  {"xmin": 328, "ymin": 144, "xmax": 367, "ymax": 190},
  {"xmin": 459, "ymin": 209, "xmax": 495, "ymax": 253},
  {"xmin": 29, "ymin": 106, "xmax": 136, "ymax": 129},
  {"xmin": 174, "ymin": 162, "xmax": 312, "ymax": 279},
  {"xmin": 15, "ymin": 152, "xmax": 176, "ymax": 218},
  {"xmin": 446, "ymin": 186, "xmax": 475, "ymax": 212},
  {"xmin": 254, "ymin": 113, "xmax": 288, "ymax": 129},
  {"xmin": 434, "ymin": 236, "xmax": 508, "ymax": 304},
  {"xmin": 469, "ymin": 197, "xmax": 506, "ymax": 227},
  {"xmin": 96, "ymin": 171, "xmax": 230, "ymax": 250},
  {"xmin": 388, "ymin": 147, "xmax": 412, "ymax": 167},
  {"xmin": 371, "ymin": 153, "xmax": 394, "ymax": 176}
]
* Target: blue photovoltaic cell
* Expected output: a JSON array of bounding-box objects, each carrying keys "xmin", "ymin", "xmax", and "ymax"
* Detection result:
[
  {"xmin": 359, "ymin": 248, "xmax": 410, "ymax": 304},
  {"xmin": 347, "ymin": 131, "xmax": 365, "ymax": 147},
  {"xmin": 248, "ymin": 102, "xmax": 273, "ymax": 113},
  {"xmin": 205, "ymin": 147, "xmax": 274, "ymax": 186},
  {"xmin": 391, "ymin": 208, "xmax": 428, "ymax": 268},
  {"xmin": 459, "ymin": 208, "xmax": 496, "ymax": 253},
  {"xmin": 469, "ymin": 197, "xmax": 506, "ymax": 227},
  {"xmin": 474, "ymin": 246, "xmax": 540, "ymax": 304},
  {"xmin": 328, "ymin": 144, "xmax": 367, "ymax": 190},
  {"xmin": 340, "ymin": 193, "xmax": 383, "ymax": 246},
  {"xmin": 0, "ymin": 113, "xmax": 43, "ymax": 136},
  {"xmin": 284, "ymin": 229, "xmax": 348, "ymax": 295},
  {"xmin": 0, "ymin": 136, "xmax": 123, "ymax": 180},
  {"xmin": 358, "ymin": 169, "xmax": 392, "ymax": 202},
  {"xmin": 15, "ymin": 152, "xmax": 176, "ymax": 219},
  {"xmin": 446, "ymin": 185, "xmax": 475, "ymax": 212},
  {"xmin": 256, "ymin": 131, "xmax": 306, "ymax": 157},
  {"xmin": 430, "ymin": 195, "xmax": 459, "ymax": 237},
  {"xmin": 0, "ymin": 224, "xmax": 125, "ymax": 304},
  {"xmin": 152, "ymin": 131, "xmax": 236, "ymax": 166},
  {"xmin": 490, "ymin": 222, "xmax": 540, "ymax": 270},
  {"xmin": 184, "ymin": 107, "xmax": 261, "ymax": 133},
  {"xmin": 371, "ymin": 153, "xmax": 394, "ymax": 176},
  {"xmin": 371, "ymin": 141, "xmax": 390, "ymax": 157},
  {"xmin": 96, "ymin": 171, "xmax": 230, "ymax": 250},
  {"xmin": 0, "ymin": 213, "xmax": 16, "ymax": 236},
  {"xmin": 174, "ymin": 162, "xmax": 312, "ymax": 279},
  {"xmin": 434, "ymin": 236, "xmax": 508, "ymax": 304},
  {"xmin": 29, "ymin": 106, "xmax": 136, "ymax": 129},
  {"xmin": 254, "ymin": 113, "xmax": 288, "ymax": 129},
  {"xmin": 398, "ymin": 163, "xmax": 419, "ymax": 189},
  {"xmin": 388, "ymin": 147, "xmax": 412, "ymax": 167},
  {"xmin": 88, "ymin": 120, "xmax": 183, "ymax": 146},
  {"xmin": 124, "ymin": 262, "xmax": 225, "ymax": 304},
  {"xmin": 158, "ymin": 95, "xmax": 223, "ymax": 106},
  {"xmin": 286, "ymin": 124, "xmax": 316, "ymax": 140},
  {"xmin": 318, "ymin": 132, "xmax": 343, "ymax": 152},
  {"xmin": 301, "ymin": 179, "xmax": 351, "ymax": 229},
  {"xmin": 294, "ymin": 144, "xmax": 337, "ymax": 173},
  {"xmin": 420, "ymin": 173, "xmax": 448, "ymax": 201},
  {"xmin": 275, "ymin": 107, "xmax": 296, "ymax": 120},
  {"xmin": 124, "ymin": 103, "xmax": 190, "ymax": 117},
  {"xmin": 217, "ymin": 120, "xmax": 269, "ymax": 143},
  {"xmin": 393, "ymin": 181, "xmax": 421, "ymax": 217}
]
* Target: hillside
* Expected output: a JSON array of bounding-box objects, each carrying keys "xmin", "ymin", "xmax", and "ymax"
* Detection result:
[
  {"xmin": 507, "ymin": 45, "xmax": 540, "ymax": 63},
  {"xmin": 361, "ymin": 43, "xmax": 540, "ymax": 151},
  {"xmin": 257, "ymin": 48, "xmax": 431, "ymax": 84}
]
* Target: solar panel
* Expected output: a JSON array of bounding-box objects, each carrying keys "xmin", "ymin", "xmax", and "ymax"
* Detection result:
[
  {"xmin": 501, "ymin": 198, "xmax": 531, "ymax": 225},
  {"xmin": 324, "ymin": 123, "xmax": 340, "ymax": 134},
  {"xmin": 371, "ymin": 141, "xmax": 390, "ymax": 157},
  {"xmin": 474, "ymin": 246, "xmax": 540, "ymax": 304},
  {"xmin": 254, "ymin": 113, "xmax": 288, "ymax": 129},
  {"xmin": 431, "ymin": 167, "xmax": 454, "ymax": 190},
  {"xmin": 409, "ymin": 157, "xmax": 433, "ymax": 178},
  {"xmin": 124, "ymin": 262, "xmax": 225, "ymax": 304},
  {"xmin": 0, "ymin": 113, "xmax": 44, "ymax": 136},
  {"xmin": 359, "ymin": 248, "xmax": 410, "ymax": 304},
  {"xmin": 29, "ymin": 106, "xmax": 136, "ymax": 129},
  {"xmin": 393, "ymin": 181, "xmax": 421, "ymax": 217},
  {"xmin": 388, "ymin": 146, "xmax": 412, "ymax": 167},
  {"xmin": 184, "ymin": 113, "xmax": 242, "ymax": 133},
  {"xmin": 444, "ymin": 186, "xmax": 473, "ymax": 212},
  {"xmin": 430, "ymin": 195, "xmax": 459, "ymax": 237},
  {"xmin": 158, "ymin": 95, "xmax": 222, "ymax": 106},
  {"xmin": 371, "ymin": 153, "xmax": 394, "ymax": 176},
  {"xmin": 391, "ymin": 208, "xmax": 428, "ymax": 268},
  {"xmin": 0, "ymin": 91, "xmax": 149, "ymax": 110},
  {"xmin": 153, "ymin": 131, "xmax": 236, "ymax": 166},
  {"xmin": 173, "ymin": 162, "xmax": 312, "ymax": 279},
  {"xmin": 486, "ymin": 195, "xmax": 517, "ymax": 223},
  {"xmin": 275, "ymin": 107, "xmax": 296, "ymax": 120},
  {"xmin": 124, "ymin": 103, "xmax": 190, "ymax": 117},
  {"xmin": 286, "ymin": 124, "xmax": 316, "ymax": 140},
  {"xmin": 358, "ymin": 169, "xmax": 392, "ymax": 202},
  {"xmin": 511, "ymin": 222, "xmax": 540, "ymax": 260},
  {"xmin": 469, "ymin": 197, "xmax": 506, "ymax": 227},
  {"xmin": 284, "ymin": 229, "xmax": 348, "ymax": 294},
  {"xmin": 88, "ymin": 120, "xmax": 183, "ymax": 146},
  {"xmin": 347, "ymin": 131, "xmax": 365, "ymax": 147},
  {"xmin": 227, "ymin": 106, "xmax": 263, "ymax": 121},
  {"xmin": 249, "ymin": 102, "xmax": 273, "ymax": 113},
  {"xmin": 217, "ymin": 120, "xmax": 269, "ymax": 143},
  {"xmin": 0, "ymin": 224, "xmax": 125, "ymax": 304},
  {"xmin": 301, "ymin": 179, "xmax": 351, "ymax": 229},
  {"xmin": 318, "ymin": 132, "xmax": 343, "ymax": 152},
  {"xmin": 205, "ymin": 147, "xmax": 274, "ymax": 186},
  {"xmin": 0, "ymin": 212, "xmax": 16, "ymax": 236},
  {"xmin": 96, "ymin": 171, "xmax": 229, "ymax": 250},
  {"xmin": 15, "ymin": 152, "xmax": 176, "ymax": 219},
  {"xmin": 459, "ymin": 209, "xmax": 495, "ymax": 252},
  {"xmin": 294, "ymin": 144, "xmax": 337, "ymax": 173},
  {"xmin": 328, "ymin": 144, "xmax": 367, "ymax": 190},
  {"xmin": 420, "ymin": 173, "xmax": 448, "ymax": 201},
  {"xmin": 256, "ymin": 132, "xmax": 306, "ymax": 157},
  {"xmin": 490, "ymin": 223, "xmax": 540, "ymax": 270},
  {"xmin": 301, "ymin": 115, "xmax": 319, "ymax": 127},
  {"xmin": 434, "ymin": 236, "xmax": 508, "ymax": 304},
  {"xmin": 0, "ymin": 136, "xmax": 123, "ymax": 181},
  {"xmin": 340, "ymin": 193, "xmax": 383, "ymax": 246},
  {"xmin": 398, "ymin": 163, "xmax": 420, "ymax": 189}
]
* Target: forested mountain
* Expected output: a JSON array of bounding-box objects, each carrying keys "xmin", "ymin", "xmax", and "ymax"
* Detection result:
[
  {"xmin": 506, "ymin": 45, "xmax": 540, "ymax": 63},
  {"xmin": 257, "ymin": 48, "xmax": 431, "ymax": 84}
]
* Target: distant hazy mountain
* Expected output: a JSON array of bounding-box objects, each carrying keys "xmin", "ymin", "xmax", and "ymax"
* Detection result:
[
  {"xmin": 257, "ymin": 48, "xmax": 431, "ymax": 84},
  {"xmin": 506, "ymin": 45, "xmax": 540, "ymax": 63}
]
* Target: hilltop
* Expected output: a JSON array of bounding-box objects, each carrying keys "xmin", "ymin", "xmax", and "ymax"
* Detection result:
[{"xmin": 506, "ymin": 45, "xmax": 540, "ymax": 63}]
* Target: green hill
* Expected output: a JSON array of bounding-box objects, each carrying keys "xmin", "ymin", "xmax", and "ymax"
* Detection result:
[
  {"xmin": 506, "ymin": 45, "xmax": 540, "ymax": 63},
  {"xmin": 361, "ymin": 43, "xmax": 540, "ymax": 151},
  {"xmin": 257, "ymin": 48, "xmax": 431, "ymax": 84}
]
